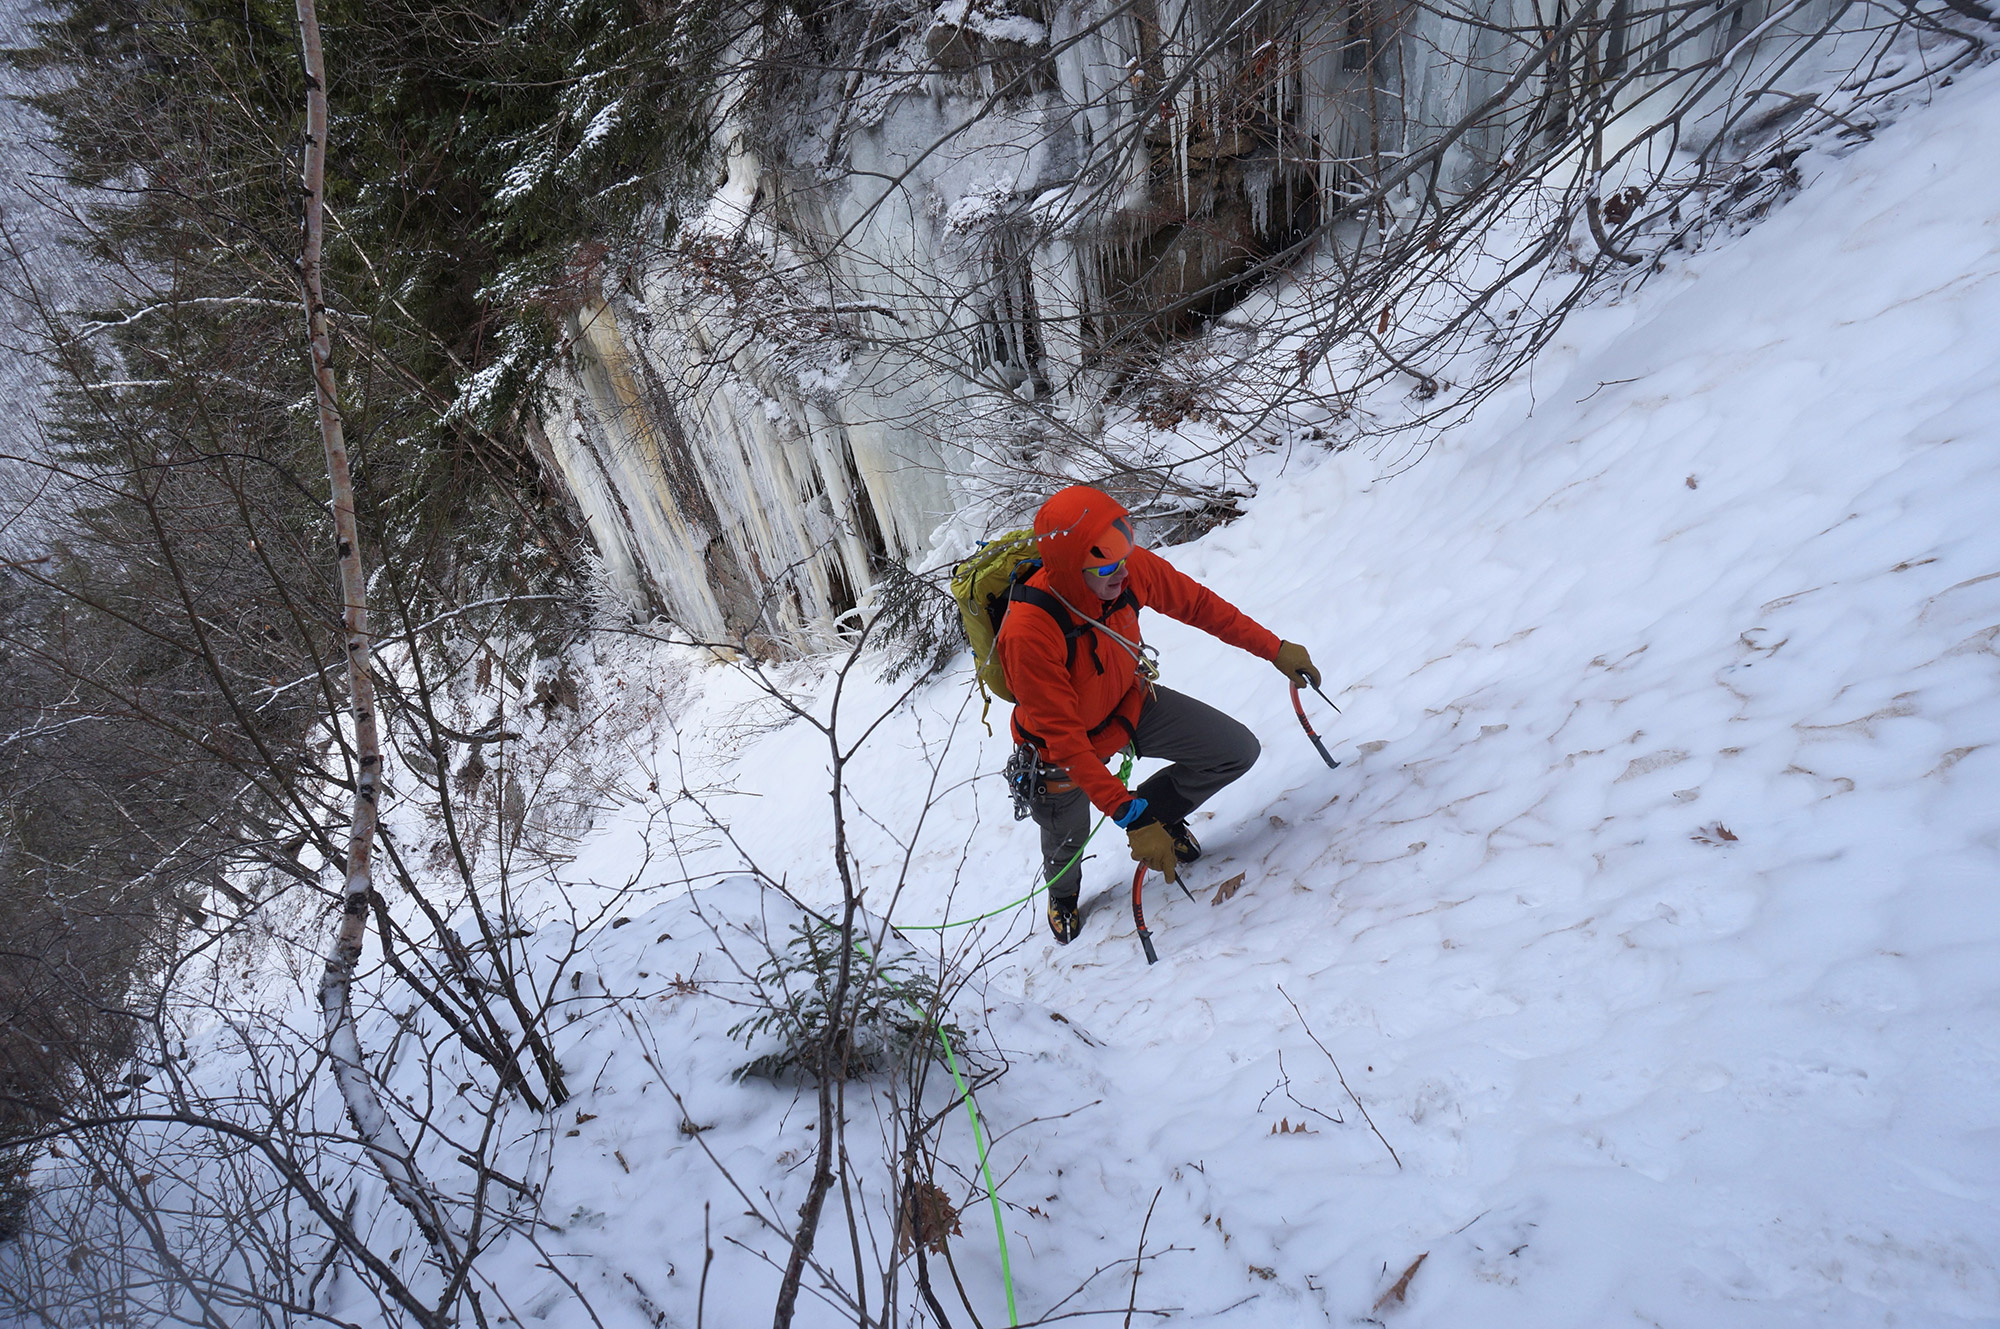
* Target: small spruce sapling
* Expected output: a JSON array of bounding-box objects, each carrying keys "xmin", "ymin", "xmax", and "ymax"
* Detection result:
[{"xmin": 729, "ymin": 921, "xmax": 964, "ymax": 1084}]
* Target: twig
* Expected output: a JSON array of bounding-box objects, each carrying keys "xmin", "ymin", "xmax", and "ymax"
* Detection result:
[
  {"xmin": 1255, "ymin": 1050, "xmax": 1345, "ymax": 1129},
  {"xmin": 1124, "ymin": 1187, "xmax": 1163, "ymax": 1328},
  {"xmin": 1278, "ymin": 986, "xmax": 1401, "ymax": 1169},
  {"xmin": 303, "ymin": 1186, "xmax": 359, "ymax": 1309},
  {"xmin": 456, "ymin": 1154, "xmax": 535, "ymax": 1199},
  {"xmin": 624, "ymin": 1272, "xmax": 669, "ymax": 1328},
  {"xmin": 940, "ymin": 1238, "xmax": 989, "ymax": 1329},
  {"xmin": 697, "ymin": 1202, "xmax": 713, "ymax": 1329}
]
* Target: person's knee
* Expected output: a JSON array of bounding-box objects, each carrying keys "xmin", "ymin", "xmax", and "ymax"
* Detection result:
[{"xmin": 1222, "ymin": 715, "xmax": 1260, "ymax": 778}]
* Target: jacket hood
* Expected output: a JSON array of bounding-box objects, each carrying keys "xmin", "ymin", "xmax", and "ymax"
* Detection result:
[{"xmin": 1033, "ymin": 485, "xmax": 1130, "ymax": 606}]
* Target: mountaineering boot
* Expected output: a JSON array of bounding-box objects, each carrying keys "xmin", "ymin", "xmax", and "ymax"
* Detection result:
[
  {"xmin": 1048, "ymin": 895, "xmax": 1083, "ymax": 944},
  {"xmin": 1160, "ymin": 816, "xmax": 1202, "ymax": 865}
]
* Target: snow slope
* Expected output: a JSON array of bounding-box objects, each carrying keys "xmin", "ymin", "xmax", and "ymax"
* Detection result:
[
  {"xmin": 506, "ymin": 54, "xmax": 2000, "ymax": 1329},
  {"xmin": 50, "ymin": 52, "xmax": 1998, "ymax": 1329}
]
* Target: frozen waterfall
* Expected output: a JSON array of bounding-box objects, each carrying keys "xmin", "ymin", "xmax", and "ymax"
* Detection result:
[{"xmin": 539, "ymin": 0, "xmax": 1870, "ymax": 648}]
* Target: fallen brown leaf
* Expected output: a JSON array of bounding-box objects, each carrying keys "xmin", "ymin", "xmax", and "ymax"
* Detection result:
[
  {"xmin": 898, "ymin": 1181, "xmax": 962, "ymax": 1256},
  {"xmin": 1210, "ymin": 872, "xmax": 1247, "ymax": 907},
  {"xmin": 1373, "ymin": 1252, "xmax": 1428, "ymax": 1312}
]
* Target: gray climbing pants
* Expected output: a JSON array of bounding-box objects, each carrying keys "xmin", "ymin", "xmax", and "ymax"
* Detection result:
[{"xmin": 1027, "ymin": 685, "xmax": 1261, "ymax": 904}]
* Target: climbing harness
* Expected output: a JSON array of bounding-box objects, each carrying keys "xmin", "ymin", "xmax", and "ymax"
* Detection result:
[
  {"xmin": 1003, "ymin": 743, "xmax": 1076, "ymax": 820},
  {"xmin": 1003, "ymin": 744, "xmax": 1040, "ymax": 819},
  {"xmin": 1290, "ymin": 680, "xmax": 1342, "ymax": 769}
]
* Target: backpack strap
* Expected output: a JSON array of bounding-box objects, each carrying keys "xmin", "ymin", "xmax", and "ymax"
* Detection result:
[
  {"xmin": 1009, "ymin": 582, "xmax": 1091, "ymax": 674},
  {"xmin": 1010, "ymin": 581, "xmax": 1144, "ymax": 676}
]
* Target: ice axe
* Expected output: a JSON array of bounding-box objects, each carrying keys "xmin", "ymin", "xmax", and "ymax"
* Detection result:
[
  {"xmin": 1130, "ymin": 862, "xmax": 1194, "ymax": 965},
  {"xmin": 1289, "ymin": 680, "xmax": 1341, "ymax": 769},
  {"xmin": 1132, "ymin": 864, "xmax": 1158, "ymax": 964}
]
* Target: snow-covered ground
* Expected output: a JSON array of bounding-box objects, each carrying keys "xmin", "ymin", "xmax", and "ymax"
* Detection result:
[
  {"xmin": 22, "ymin": 48, "xmax": 1999, "ymax": 1329},
  {"xmin": 495, "ymin": 53, "xmax": 2000, "ymax": 1329}
]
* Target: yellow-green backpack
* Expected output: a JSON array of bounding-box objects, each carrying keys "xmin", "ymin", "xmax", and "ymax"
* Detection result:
[{"xmin": 950, "ymin": 529, "xmax": 1042, "ymax": 704}]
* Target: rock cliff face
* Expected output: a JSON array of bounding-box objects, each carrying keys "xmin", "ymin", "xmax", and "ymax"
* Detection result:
[{"xmin": 538, "ymin": 0, "xmax": 1854, "ymax": 646}]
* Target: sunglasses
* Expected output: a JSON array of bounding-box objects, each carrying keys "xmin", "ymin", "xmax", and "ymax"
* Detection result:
[{"xmin": 1085, "ymin": 558, "xmax": 1127, "ymax": 579}]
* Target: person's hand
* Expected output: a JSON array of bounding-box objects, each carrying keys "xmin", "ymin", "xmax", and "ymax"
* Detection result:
[
  {"xmin": 1273, "ymin": 640, "xmax": 1321, "ymax": 689},
  {"xmin": 1128, "ymin": 822, "xmax": 1179, "ymax": 882}
]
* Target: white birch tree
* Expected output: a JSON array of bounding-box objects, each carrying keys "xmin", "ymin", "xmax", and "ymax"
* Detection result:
[{"xmin": 294, "ymin": 0, "xmax": 459, "ymax": 1259}]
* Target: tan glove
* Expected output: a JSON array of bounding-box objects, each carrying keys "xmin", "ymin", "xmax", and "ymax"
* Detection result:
[
  {"xmin": 1273, "ymin": 640, "xmax": 1321, "ymax": 689},
  {"xmin": 1128, "ymin": 822, "xmax": 1180, "ymax": 882}
]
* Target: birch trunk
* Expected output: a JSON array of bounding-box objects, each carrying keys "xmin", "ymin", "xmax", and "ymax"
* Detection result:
[{"xmin": 296, "ymin": 0, "xmax": 458, "ymax": 1256}]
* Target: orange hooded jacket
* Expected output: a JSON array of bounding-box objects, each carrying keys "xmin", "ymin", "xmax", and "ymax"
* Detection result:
[{"xmin": 996, "ymin": 485, "xmax": 1281, "ymax": 816}]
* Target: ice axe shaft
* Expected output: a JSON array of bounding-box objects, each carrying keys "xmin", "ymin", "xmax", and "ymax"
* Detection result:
[
  {"xmin": 1132, "ymin": 864, "xmax": 1159, "ymax": 964},
  {"xmin": 1290, "ymin": 682, "xmax": 1340, "ymax": 769}
]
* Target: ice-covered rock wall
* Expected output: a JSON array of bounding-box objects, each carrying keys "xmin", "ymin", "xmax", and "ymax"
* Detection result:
[
  {"xmin": 542, "ymin": 0, "xmax": 1863, "ymax": 646},
  {"xmin": 547, "ymin": 284, "xmax": 927, "ymax": 648}
]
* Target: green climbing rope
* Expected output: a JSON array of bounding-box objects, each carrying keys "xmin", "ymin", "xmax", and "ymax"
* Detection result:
[
  {"xmin": 850, "ymin": 937, "xmax": 1020, "ymax": 1325},
  {"xmin": 898, "ymin": 751, "xmax": 1135, "ymax": 934},
  {"xmin": 929, "ymin": 1006, "xmax": 1017, "ymax": 1325},
  {"xmin": 859, "ymin": 751, "xmax": 1137, "ymax": 1323}
]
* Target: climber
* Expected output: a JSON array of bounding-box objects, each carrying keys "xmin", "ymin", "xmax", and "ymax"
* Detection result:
[{"xmin": 997, "ymin": 484, "xmax": 1320, "ymax": 944}]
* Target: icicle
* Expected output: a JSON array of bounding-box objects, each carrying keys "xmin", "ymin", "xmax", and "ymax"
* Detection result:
[{"xmin": 1177, "ymin": 99, "xmax": 1191, "ymax": 211}]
